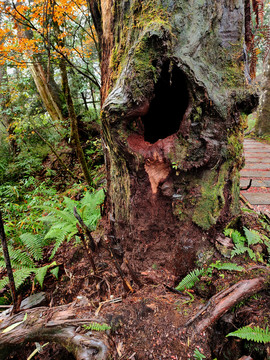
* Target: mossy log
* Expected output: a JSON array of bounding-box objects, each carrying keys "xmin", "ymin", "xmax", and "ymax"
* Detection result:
[{"xmin": 90, "ymin": 0, "xmax": 258, "ymax": 277}]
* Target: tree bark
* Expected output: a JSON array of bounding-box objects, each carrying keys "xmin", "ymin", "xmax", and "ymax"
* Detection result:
[
  {"xmin": 90, "ymin": 0, "xmax": 258, "ymax": 278},
  {"xmin": 255, "ymin": 56, "xmax": 270, "ymax": 136}
]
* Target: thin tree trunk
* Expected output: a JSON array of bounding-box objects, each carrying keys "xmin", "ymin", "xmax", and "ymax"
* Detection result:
[
  {"xmin": 0, "ymin": 212, "xmax": 19, "ymax": 313},
  {"xmin": 29, "ymin": 62, "xmax": 65, "ymax": 123},
  {"xmin": 60, "ymin": 59, "xmax": 92, "ymax": 186}
]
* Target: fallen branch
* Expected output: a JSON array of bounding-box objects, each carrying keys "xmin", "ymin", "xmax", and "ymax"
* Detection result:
[
  {"xmin": 186, "ymin": 277, "xmax": 266, "ymax": 335},
  {"xmin": 0, "ymin": 303, "xmax": 110, "ymax": 360}
]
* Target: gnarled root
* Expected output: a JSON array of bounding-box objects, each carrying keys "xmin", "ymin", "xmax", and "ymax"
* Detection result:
[
  {"xmin": 186, "ymin": 277, "xmax": 266, "ymax": 336},
  {"xmin": 0, "ymin": 304, "xmax": 110, "ymax": 360}
]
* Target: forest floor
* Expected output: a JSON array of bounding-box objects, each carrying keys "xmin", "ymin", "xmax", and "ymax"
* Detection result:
[{"xmin": 2, "ymin": 139, "xmax": 270, "ymax": 360}]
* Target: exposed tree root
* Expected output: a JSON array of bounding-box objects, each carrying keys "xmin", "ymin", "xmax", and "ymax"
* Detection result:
[
  {"xmin": 186, "ymin": 277, "xmax": 266, "ymax": 336},
  {"xmin": 0, "ymin": 304, "xmax": 109, "ymax": 360}
]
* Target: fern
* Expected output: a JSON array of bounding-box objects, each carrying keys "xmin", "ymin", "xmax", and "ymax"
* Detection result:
[
  {"xmin": 175, "ymin": 268, "xmax": 204, "ymax": 292},
  {"xmin": 0, "ymin": 245, "xmax": 35, "ymax": 269},
  {"xmin": 83, "ymin": 322, "xmax": 111, "ymax": 331},
  {"xmin": 243, "ymin": 227, "xmax": 262, "ymax": 246},
  {"xmin": 210, "ymin": 261, "xmax": 244, "ymax": 272},
  {"xmin": 34, "ymin": 262, "xmax": 57, "ymax": 288},
  {"xmin": 0, "ymin": 267, "xmax": 33, "ymax": 290},
  {"xmin": 193, "ymin": 348, "xmax": 206, "ymax": 360},
  {"xmin": 224, "ymin": 227, "xmax": 263, "ymax": 261},
  {"xmin": 227, "ymin": 326, "xmax": 270, "ymax": 344},
  {"xmin": 39, "ymin": 189, "xmax": 104, "ymax": 258},
  {"xmin": 231, "ymin": 244, "xmax": 256, "ymax": 260},
  {"xmin": 19, "ymin": 233, "xmax": 47, "ymax": 261}
]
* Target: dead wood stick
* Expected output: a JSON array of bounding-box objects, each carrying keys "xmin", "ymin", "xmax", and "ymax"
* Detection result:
[
  {"xmin": 73, "ymin": 207, "xmax": 96, "ymax": 251},
  {"xmin": 124, "ymin": 259, "xmax": 143, "ymax": 288},
  {"xmin": 186, "ymin": 277, "xmax": 266, "ymax": 335},
  {"xmin": 103, "ymin": 236, "xmax": 134, "ymax": 293},
  {"xmin": 74, "ymin": 222, "xmax": 97, "ymax": 274},
  {"xmin": 0, "ymin": 212, "xmax": 19, "ymax": 314}
]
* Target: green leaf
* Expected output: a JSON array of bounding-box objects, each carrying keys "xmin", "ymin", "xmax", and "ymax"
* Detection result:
[
  {"xmin": 210, "ymin": 261, "xmax": 244, "ymax": 272},
  {"xmin": 175, "ymin": 268, "xmax": 204, "ymax": 291},
  {"xmin": 50, "ymin": 266, "xmax": 59, "ymax": 279},
  {"xmin": 193, "ymin": 348, "xmax": 206, "ymax": 360},
  {"xmin": 2, "ymin": 313, "xmax": 27, "ymax": 333},
  {"xmin": 227, "ymin": 326, "xmax": 270, "ymax": 343},
  {"xmin": 243, "ymin": 227, "xmax": 262, "ymax": 246}
]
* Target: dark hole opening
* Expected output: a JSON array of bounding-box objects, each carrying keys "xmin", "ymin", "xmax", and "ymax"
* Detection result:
[{"xmin": 142, "ymin": 61, "xmax": 189, "ymax": 144}]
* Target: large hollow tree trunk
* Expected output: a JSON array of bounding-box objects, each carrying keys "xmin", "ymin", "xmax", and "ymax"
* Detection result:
[
  {"xmin": 90, "ymin": 0, "xmax": 258, "ymax": 277},
  {"xmin": 255, "ymin": 55, "xmax": 270, "ymax": 136}
]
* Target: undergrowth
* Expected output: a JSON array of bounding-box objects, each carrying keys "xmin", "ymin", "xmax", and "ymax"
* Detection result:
[{"xmin": 0, "ymin": 179, "xmax": 104, "ymax": 301}]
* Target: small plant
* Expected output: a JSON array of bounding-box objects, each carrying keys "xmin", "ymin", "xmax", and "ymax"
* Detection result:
[
  {"xmin": 224, "ymin": 227, "xmax": 264, "ymax": 261},
  {"xmin": 175, "ymin": 268, "xmax": 204, "ymax": 292},
  {"xmin": 209, "ymin": 260, "xmax": 244, "ymax": 272},
  {"xmin": 193, "ymin": 348, "xmax": 206, "ymax": 360},
  {"xmin": 83, "ymin": 322, "xmax": 111, "ymax": 332},
  {"xmin": 227, "ymin": 326, "xmax": 270, "ymax": 344},
  {"xmin": 39, "ymin": 189, "xmax": 104, "ymax": 258},
  {"xmin": 0, "ymin": 243, "xmax": 57, "ymax": 290}
]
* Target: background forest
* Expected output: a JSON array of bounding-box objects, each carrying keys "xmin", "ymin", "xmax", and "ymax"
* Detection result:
[{"xmin": 0, "ymin": 0, "xmax": 105, "ymax": 302}]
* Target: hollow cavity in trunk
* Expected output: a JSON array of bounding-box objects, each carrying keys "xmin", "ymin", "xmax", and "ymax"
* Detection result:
[{"xmin": 142, "ymin": 62, "xmax": 189, "ymax": 144}]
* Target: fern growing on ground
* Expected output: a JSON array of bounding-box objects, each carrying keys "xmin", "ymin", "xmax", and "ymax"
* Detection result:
[
  {"xmin": 39, "ymin": 189, "xmax": 104, "ymax": 258},
  {"xmin": 227, "ymin": 326, "xmax": 270, "ymax": 344},
  {"xmin": 175, "ymin": 268, "xmax": 204, "ymax": 291},
  {"xmin": 0, "ymin": 243, "xmax": 57, "ymax": 290},
  {"xmin": 224, "ymin": 227, "xmax": 266, "ymax": 261},
  {"xmin": 210, "ymin": 261, "xmax": 244, "ymax": 272},
  {"xmin": 193, "ymin": 348, "xmax": 206, "ymax": 360}
]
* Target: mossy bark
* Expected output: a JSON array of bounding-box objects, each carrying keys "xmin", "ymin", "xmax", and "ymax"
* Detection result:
[
  {"xmin": 91, "ymin": 0, "xmax": 258, "ymax": 277},
  {"xmin": 255, "ymin": 56, "xmax": 270, "ymax": 136}
]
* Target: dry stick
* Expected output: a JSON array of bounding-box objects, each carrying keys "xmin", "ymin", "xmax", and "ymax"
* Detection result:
[
  {"xmin": 73, "ymin": 207, "xmax": 96, "ymax": 251},
  {"xmin": 103, "ymin": 237, "xmax": 134, "ymax": 293},
  {"xmin": 0, "ymin": 212, "xmax": 19, "ymax": 314},
  {"xmin": 124, "ymin": 259, "xmax": 143, "ymax": 288},
  {"xmin": 73, "ymin": 207, "xmax": 97, "ymax": 274}
]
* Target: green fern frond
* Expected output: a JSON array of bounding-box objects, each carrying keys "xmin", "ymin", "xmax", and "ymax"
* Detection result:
[
  {"xmin": 13, "ymin": 268, "xmax": 34, "ymax": 288},
  {"xmin": 210, "ymin": 261, "xmax": 244, "ymax": 272},
  {"xmin": 193, "ymin": 348, "xmax": 206, "ymax": 360},
  {"xmin": 231, "ymin": 244, "xmax": 255, "ymax": 259},
  {"xmin": 0, "ymin": 268, "xmax": 35, "ymax": 290},
  {"xmin": 227, "ymin": 326, "xmax": 270, "ymax": 343},
  {"xmin": 39, "ymin": 206, "xmax": 76, "ymax": 224},
  {"xmin": 2, "ymin": 246, "xmax": 35, "ymax": 268},
  {"xmin": 243, "ymin": 227, "xmax": 262, "ymax": 246},
  {"xmin": 49, "ymin": 232, "xmax": 67, "ymax": 259},
  {"xmin": 19, "ymin": 233, "xmax": 45, "ymax": 261},
  {"xmin": 83, "ymin": 322, "xmax": 111, "ymax": 332},
  {"xmin": 34, "ymin": 262, "xmax": 57, "ymax": 288},
  {"xmin": 0, "ymin": 276, "xmax": 10, "ymax": 290},
  {"xmin": 62, "ymin": 196, "xmax": 78, "ymax": 213},
  {"xmin": 175, "ymin": 268, "xmax": 204, "ymax": 291}
]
